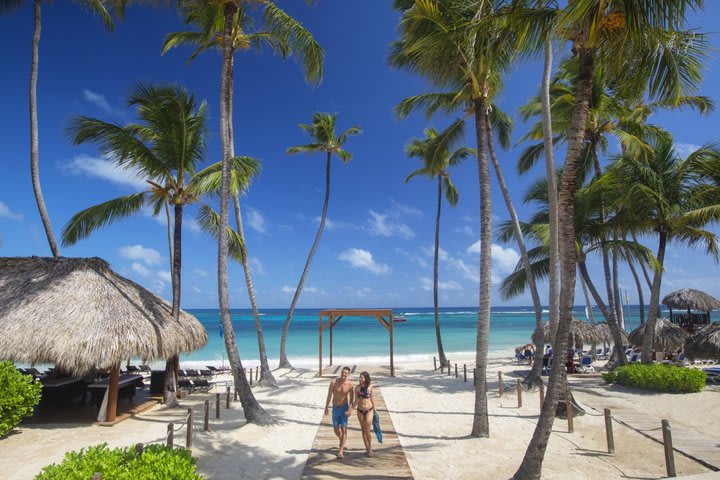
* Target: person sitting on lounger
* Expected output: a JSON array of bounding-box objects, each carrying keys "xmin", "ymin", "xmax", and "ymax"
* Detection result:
[{"xmin": 324, "ymin": 366, "xmax": 354, "ymax": 459}]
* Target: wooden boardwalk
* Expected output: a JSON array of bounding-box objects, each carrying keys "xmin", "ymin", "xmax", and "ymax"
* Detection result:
[
  {"xmin": 570, "ymin": 377, "xmax": 720, "ymax": 471},
  {"xmin": 301, "ymin": 386, "xmax": 414, "ymax": 480}
]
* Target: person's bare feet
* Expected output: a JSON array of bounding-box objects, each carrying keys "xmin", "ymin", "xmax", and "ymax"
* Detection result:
[
  {"xmin": 337, "ymin": 451, "xmax": 344, "ymax": 459},
  {"xmin": 366, "ymin": 449, "xmax": 373, "ymax": 457}
]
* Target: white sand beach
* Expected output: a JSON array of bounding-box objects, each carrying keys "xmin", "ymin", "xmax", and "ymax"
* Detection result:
[{"xmin": 1, "ymin": 358, "xmax": 718, "ymax": 480}]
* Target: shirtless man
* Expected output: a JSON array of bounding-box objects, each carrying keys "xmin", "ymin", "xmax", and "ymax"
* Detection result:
[{"xmin": 324, "ymin": 366, "xmax": 354, "ymax": 458}]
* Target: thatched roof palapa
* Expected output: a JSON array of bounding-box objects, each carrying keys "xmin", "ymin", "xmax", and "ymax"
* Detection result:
[
  {"xmin": 593, "ymin": 321, "xmax": 629, "ymax": 345},
  {"xmin": 684, "ymin": 322, "xmax": 720, "ymax": 361},
  {"xmin": 628, "ymin": 319, "xmax": 689, "ymax": 351},
  {"xmin": 0, "ymin": 257, "xmax": 207, "ymax": 376},
  {"xmin": 543, "ymin": 318, "xmax": 600, "ymax": 345},
  {"xmin": 662, "ymin": 289, "xmax": 720, "ymax": 312}
]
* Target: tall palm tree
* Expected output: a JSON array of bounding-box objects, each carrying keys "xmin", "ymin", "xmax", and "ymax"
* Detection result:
[
  {"xmin": 0, "ymin": 0, "xmax": 121, "ymax": 258},
  {"xmin": 515, "ymin": 3, "xmax": 708, "ymax": 478},
  {"xmin": 279, "ymin": 113, "xmax": 361, "ymax": 369},
  {"xmin": 164, "ymin": 0, "xmax": 322, "ymax": 419},
  {"xmin": 63, "ymin": 83, "xmax": 211, "ymax": 406},
  {"xmin": 604, "ymin": 138, "xmax": 720, "ymax": 363},
  {"xmin": 405, "ymin": 127, "xmax": 472, "ymax": 369}
]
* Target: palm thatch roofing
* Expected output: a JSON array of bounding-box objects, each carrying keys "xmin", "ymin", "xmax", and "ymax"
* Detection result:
[
  {"xmin": 0, "ymin": 257, "xmax": 207, "ymax": 376},
  {"xmin": 662, "ymin": 289, "xmax": 720, "ymax": 311},
  {"xmin": 684, "ymin": 322, "xmax": 720, "ymax": 361},
  {"xmin": 628, "ymin": 319, "xmax": 689, "ymax": 351},
  {"xmin": 593, "ymin": 321, "xmax": 629, "ymax": 345},
  {"xmin": 543, "ymin": 318, "xmax": 600, "ymax": 345}
]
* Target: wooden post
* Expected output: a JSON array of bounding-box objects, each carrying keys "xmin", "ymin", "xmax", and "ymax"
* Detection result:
[
  {"xmin": 318, "ymin": 314, "xmax": 323, "ymax": 377},
  {"xmin": 433, "ymin": 357, "xmax": 437, "ymax": 371},
  {"xmin": 463, "ymin": 364, "xmax": 467, "ymax": 383},
  {"xmin": 604, "ymin": 408, "xmax": 614, "ymax": 454},
  {"xmin": 215, "ymin": 393, "xmax": 220, "ymax": 419},
  {"xmin": 226, "ymin": 386, "xmax": 230, "ymax": 409},
  {"xmin": 256, "ymin": 366, "xmax": 259, "ymax": 380},
  {"xmin": 473, "ymin": 368, "xmax": 477, "ymax": 387},
  {"xmin": 135, "ymin": 443, "xmax": 144, "ymax": 455},
  {"xmin": 234, "ymin": 388, "xmax": 238, "ymax": 401},
  {"xmin": 106, "ymin": 363, "xmax": 120, "ymax": 423},
  {"xmin": 390, "ymin": 315, "xmax": 395, "ymax": 377},
  {"xmin": 329, "ymin": 318, "xmax": 334, "ymax": 366},
  {"xmin": 566, "ymin": 392, "xmax": 574, "ymax": 433},
  {"xmin": 662, "ymin": 419, "xmax": 676, "ymax": 477},
  {"xmin": 92, "ymin": 474, "xmax": 102, "ymax": 480},
  {"xmin": 447, "ymin": 362, "xmax": 451, "ymax": 376},
  {"xmin": 204, "ymin": 400, "xmax": 209, "ymax": 432},
  {"xmin": 249, "ymin": 368, "xmax": 253, "ymax": 386},
  {"xmin": 498, "ymin": 371, "xmax": 504, "ymax": 397},
  {"xmin": 440, "ymin": 363, "xmax": 444, "ymax": 374},
  {"xmin": 186, "ymin": 408, "xmax": 193, "ymax": 450},
  {"xmin": 539, "ymin": 382, "xmax": 545, "ymax": 409},
  {"xmin": 454, "ymin": 363, "xmax": 458, "ymax": 378},
  {"xmin": 167, "ymin": 423, "xmax": 174, "ymax": 447},
  {"xmin": 516, "ymin": 379, "xmax": 522, "ymax": 408}
]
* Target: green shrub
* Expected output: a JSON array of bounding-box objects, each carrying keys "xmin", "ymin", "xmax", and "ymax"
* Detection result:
[
  {"xmin": 0, "ymin": 361, "xmax": 43, "ymax": 437},
  {"xmin": 605, "ymin": 363, "xmax": 706, "ymax": 393},
  {"xmin": 35, "ymin": 443, "xmax": 203, "ymax": 480}
]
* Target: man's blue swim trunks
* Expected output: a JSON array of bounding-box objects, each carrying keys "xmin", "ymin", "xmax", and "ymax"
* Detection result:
[{"xmin": 332, "ymin": 404, "xmax": 349, "ymax": 428}]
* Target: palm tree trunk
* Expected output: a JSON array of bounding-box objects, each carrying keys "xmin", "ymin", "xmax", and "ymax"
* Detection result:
[
  {"xmin": 433, "ymin": 176, "xmax": 448, "ymax": 368},
  {"xmin": 219, "ymin": 2, "xmax": 273, "ymax": 424},
  {"xmin": 612, "ymin": 241, "xmax": 623, "ymax": 330},
  {"xmin": 541, "ymin": 37, "xmax": 559, "ymax": 344},
  {"xmin": 30, "ymin": 0, "xmax": 59, "ymax": 258},
  {"xmin": 471, "ymin": 95, "xmax": 491, "ymax": 438},
  {"xmin": 641, "ymin": 232, "xmax": 667, "ymax": 364},
  {"xmin": 513, "ymin": 47, "xmax": 595, "ymax": 480},
  {"xmin": 627, "ymin": 258, "xmax": 645, "ymax": 324},
  {"xmin": 485, "ymin": 115, "xmax": 544, "ymax": 386},
  {"xmin": 163, "ymin": 202, "xmax": 183, "ymax": 407},
  {"xmin": 165, "ymin": 202, "xmax": 174, "ymax": 278},
  {"xmin": 279, "ymin": 151, "xmax": 331, "ymax": 369},
  {"xmin": 233, "ymin": 194, "xmax": 276, "ymax": 386},
  {"xmin": 631, "ymin": 231, "xmax": 653, "ymax": 290},
  {"xmin": 579, "ymin": 270, "xmax": 594, "ymax": 322}
]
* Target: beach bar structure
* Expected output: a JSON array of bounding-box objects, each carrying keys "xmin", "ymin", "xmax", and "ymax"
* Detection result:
[
  {"xmin": 318, "ymin": 309, "xmax": 395, "ymax": 377},
  {"xmin": 0, "ymin": 257, "xmax": 207, "ymax": 423},
  {"xmin": 662, "ymin": 288, "xmax": 720, "ymax": 331}
]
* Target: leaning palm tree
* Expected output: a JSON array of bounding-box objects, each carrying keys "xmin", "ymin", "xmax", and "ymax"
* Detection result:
[
  {"xmin": 514, "ymin": 2, "xmax": 708, "ymax": 478},
  {"xmin": 164, "ymin": 0, "xmax": 323, "ymax": 419},
  {"xmin": 0, "ymin": 0, "xmax": 122, "ymax": 258},
  {"xmin": 63, "ymin": 83, "xmax": 210, "ymax": 406},
  {"xmin": 279, "ymin": 112, "xmax": 361, "ymax": 369},
  {"xmin": 405, "ymin": 127, "xmax": 472, "ymax": 369}
]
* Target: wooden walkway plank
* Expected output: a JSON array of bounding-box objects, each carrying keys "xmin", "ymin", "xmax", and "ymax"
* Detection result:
[{"xmin": 301, "ymin": 385, "xmax": 414, "ymax": 480}]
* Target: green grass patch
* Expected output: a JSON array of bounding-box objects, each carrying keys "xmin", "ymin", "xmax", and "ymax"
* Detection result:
[{"xmin": 602, "ymin": 363, "xmax": 706, "ymax": 393}]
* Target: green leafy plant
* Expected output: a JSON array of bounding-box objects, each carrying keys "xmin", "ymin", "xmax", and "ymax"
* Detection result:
[
  {"xmin": 0, "ymin": 361, "xmax": 43, "ymax": 437},
  {"xmin": 36, "ymin": 443, "xmax": 203, "ymax": 480},
  {"xmin": 604, "ymin": 363, "xmax": 706, "ymax": 393}
]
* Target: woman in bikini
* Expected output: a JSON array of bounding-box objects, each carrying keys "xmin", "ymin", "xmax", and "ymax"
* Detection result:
[{"xmin": 349, "ymin": 371, "xmax": 375, "ymax": 457}]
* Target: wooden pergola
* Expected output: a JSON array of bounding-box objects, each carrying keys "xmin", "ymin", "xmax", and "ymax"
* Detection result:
[{"xmin": 318, "ymin": 309, "xmax": 395, "ymax": 377}]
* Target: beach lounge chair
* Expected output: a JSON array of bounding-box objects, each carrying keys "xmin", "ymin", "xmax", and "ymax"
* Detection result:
[
  {"xmin": 185, "ymin": 369, "xmax": 201, "ymax": 378},
  {"xmin": 178, "ymin": 369, "xmax": 188, "ymax": 378},
  {"xmin": 206, "ymin": 365, "xmax": 230, "ymax": 373},
  {"xmin": 578, "ymin": 356, "xmax": 595, "ymax": 374},
  {"xmin": 139, "ymin": 365, "xmax": 152, "ymax": 373},
  {"xmin": 628, "ymin": 353, "xmax": 640, "ymax": 363},
  {"xmin": 178, "ymin": 379, "xmax": 194, "ymax": 393},
  {"xmin": 25, "ymin": 367, "xmax": 45, "ymax": 378},
  {"xmin": 126, "ymin": 365, "xmax": 141, "ymax": 373},
  {"xmin": 191, "ymin": 379, "xmax": 214, "ymax": 393},
  {"xmin": 200, "ymin": 369, "xmax": 214, "ymax": 378},
  {"xmin": 704, "ymin": 367, "xmax": 720, "ymax": 385}
]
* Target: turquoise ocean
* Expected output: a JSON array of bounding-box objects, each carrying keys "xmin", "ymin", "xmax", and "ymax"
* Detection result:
[{"xmin": 181, "ymin": 305, "xmax": 657, "ymax": 368}]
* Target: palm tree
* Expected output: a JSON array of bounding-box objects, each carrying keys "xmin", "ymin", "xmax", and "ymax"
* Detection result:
[
  {"xmin": 63, "ymin": 83, "xmax": 211, "ymax": 406},
  {"xmin": 164, "ymin": 0, "xmax": 322, "ymax": 418},
  {"xmin": 405, "ymin": 127, "xmax": 472, "ymax": 369},
  {"xmin": 604, "ymin": 138, "xmax": 720, "ymax": 364},
  {"xmin": 279, "ymin": 113, "xmax": 361, "ymax": 369},
  {"xmin": 515, "ymin": 3, "xmax": 708, "ymax": 478},
  {"xmin": 0, "ymin": 0, "xmax": 121, "ymax": 258}
]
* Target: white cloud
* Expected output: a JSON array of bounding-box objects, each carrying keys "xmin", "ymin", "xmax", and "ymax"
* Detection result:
[
  {"xmin": 130, "ymin": 262, "xmax": 151, "ymax": 277},
  {"xmin": 338, "ymin": 248, "xmax": 391, "ymax": 275},
  {"xmin": 249, "ymin": 257, "xmax": 266, "ymax": 275},
  {"xmin": 119, "ymin": 244, "xmax": 162, "ymax": 265},
  {"xmin": 157, "ymin": 270, "xmax": 172, "ymax": 283},
  {"xmin": 246, "ymin": 207, "xmax": 266, "ymax": 234},
  {"xmin": 420, "ymin": 277, "xmax": 462, "ymax": 291},
  {"xmin": 194, "ymin": 268, "xmax": 208, "ymax": 278},
  {"xmin": 281, "ymin": 285, "xmax": 323, "ymax": 295},
  {"xmin": 395, "ymin": 247, "xmax": 429, "ymax": 268},
  {"xmin": 344, "ymin": 286, "xmax": 372, "ymax": 297},
  {"xmin": 192, "ymin": 286, "xmax": 201, "ymax": 293},
  {"xmin": 454, "ymin": 225, "xmax": 473, "ymax": 236},
  {"xmin": 83, "ymin": 89, "xmax": 123, "ymax": 117},
  {"xmin": 466, "ymin": 240, "xmax": 481, "ymax": 255},
  {"xmin": 63, "ymin": 154, "xmax": 148, "ymax": 191},
  {"xmin": 314, "ymin": 216, "xmax": 359, "ymax": 231},
  {"xmin": 675, "ymin": 143, "xmax": 702, "ymax": 159},
  {"xmin": 390, "ymin": 199, "xmax": 423, "ymax": 218},
  {"xmin": 366, "ymin": 210, "xmax": 414, "ymax": 239},
  {"xmin": 0, "ymin": 201, "xmax": 22, "ymax": 220},
  {"xmin": 492, "ymin": 244, "xmax": 521, "ymax": 274},
  {"xmin": 281, "ymin": 285, "xmax": 295, "ymax": 294}
]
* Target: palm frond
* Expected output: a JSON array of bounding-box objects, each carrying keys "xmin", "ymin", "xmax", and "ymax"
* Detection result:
[
  {"xmin": 197, "ymin": 205, "xmax": 246, "ymax": 262},
  {"xmin": 61, "ymin": 192, "xmax": 147, "ymax": 246}
]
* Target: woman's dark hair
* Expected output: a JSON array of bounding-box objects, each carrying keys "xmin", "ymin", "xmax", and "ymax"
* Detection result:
[{"xmin": 360, "ymin": 371, "xmax": 371, "ymax": 392}]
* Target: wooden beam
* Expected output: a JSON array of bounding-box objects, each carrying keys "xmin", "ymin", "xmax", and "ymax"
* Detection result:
[
  {"xmin": 106, "ymin": 363, "xmax": 120, "ymax": 423},
  {"xmin": 390, "ymin": 315, "xmax": 394, "ymax": 377},
  {"xmin": 319, "ymin": 314, "xmax": 323, "ymax": 377}
]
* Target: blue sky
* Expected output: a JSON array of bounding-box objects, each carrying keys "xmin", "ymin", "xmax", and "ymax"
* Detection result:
[{"xmin": 1, "ymin": 2, "xmax": 720, "ymax": 309}]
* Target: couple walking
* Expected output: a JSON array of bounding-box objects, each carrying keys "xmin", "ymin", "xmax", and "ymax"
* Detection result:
[{"xmin": 323, "ymin": 366, "xmax": 378, "ymax": 459}]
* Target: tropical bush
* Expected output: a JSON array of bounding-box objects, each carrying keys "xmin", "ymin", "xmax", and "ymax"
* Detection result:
[
  {"xmin": 35, "ymin": 443, "xmax": 203, "ymax": 480},
  {"xmin": 602, "ymin": 363, "xmax": 706, "ymax": 393},
  {"xmin": 0, "ymin": 361, "xmax": 43, "ymax": 437}
]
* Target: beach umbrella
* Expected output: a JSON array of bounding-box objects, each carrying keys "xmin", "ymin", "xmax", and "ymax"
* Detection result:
[
  {"xmin": 684, "ymin": 322, "xmax": 720, "ymax": 361},
  {"xmin": 543, "ymin": 318, "xmax": 600, "ymax": 346},
  {"xmin": 593, "ymin": 322, "xmax": 629, "ymax": 345},
  {"xmin": 0, "ymin": 257, "xmax": 208, "ymax": 421},
  {"xmin": 628, "ymin": 319, "xmax": 689, "ymax": 351}
]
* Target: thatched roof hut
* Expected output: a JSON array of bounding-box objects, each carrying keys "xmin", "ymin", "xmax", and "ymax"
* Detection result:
[
  {"xmin": 662, "ymin": 289, "xmax": 720, "ymax": 311},
  {"xmin": 628, "ymin": 319, "xmax": 689, "ymax": 351},
  {"xmin": 543, "ymin": 318, "xmax": 600, "ymax": 345},
  {"xmin": 594, "ymin": 321, "xmax": 629, "ymax": 345},
  {"xmin": 684, "ymin": 322, "xmax": 720, "ymax": 361}
]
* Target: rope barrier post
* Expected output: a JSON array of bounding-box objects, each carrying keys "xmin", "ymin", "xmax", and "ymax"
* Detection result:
[
  {"xmin": 662, "ymin": 419, "xmax": 676, "ymax": 477},
  {"xmin": 433, "ymin": 357, "xmax": 437, "ymax": 371},
  {"xmin": 256, "ymin": 366, "xmax": 259, "ymax": 381},
  {"xmin": 204, "ymin": 400, "xmax": 210, "ymax": 432},
  {"xmin": 234, "ymin": 387, "xmax": 238, "ymax": 401},
  {"xmin": 454, "ymin": 363, "xmax": 458, "ymax": 378},
  {"xmin": 566, "ymin": 392, "xmax": 574, "ymax": 433},
  {"xmin": 604, "ymin": 408, "xmax": 614, "ymax": 454},
  {"xmin": 226, "ymin": 386, "xmax": 231, "ymax": 409},
  {"xmin": 249, "ymin": 368, "xmax": 253, "ymax": 386},
  {"xmin": 167, "ymin": 423, "xmax": 174, "ymax": 447},
  {"xmin": 463, "ymin": 364, "xmax": 467, "ymax": 383},
  {"xmin": 215, "ymin": 393, "xmax": 220, "ymax": 419},
  {"xmin": 440, "ymin": 362, "xmax": 444, "ymax": 374},
  {"xmin": 448, "ymin": 361, "xmax": 451, "ymax": 377},
  {"xmin": 516, "ymin": 379, "xmax": 522, "ymax": 408},
  {"xmin": 539, "ymin": 382, "xmax": 545, "ymax": 409},
  {"xmin": 498, "ymin": 371, "xmax": 504, "ymax": 397},
  {"xmin": 135, "ymin": 443, "xmax": 144, "ymax": 455},
  {"xmin": 186, "ymin": 408, "xmax": 193, "ymax": 451}
]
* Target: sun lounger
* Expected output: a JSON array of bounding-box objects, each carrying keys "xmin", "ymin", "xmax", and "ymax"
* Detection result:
[
  {"xmin": 704, "ymin": 367, "xmax": 720, "ymax": 385},
  {"xmin": 578, "ymin": 356, "xmax": 595, "ymax": 374},
  {"xmin": 139, "ymin": 365, "xmax": 152, "ymax": 373},
  {"xmin": 185, "ymin": 369, "xmax": 201, "ymax": 377},
  {"xmin": 199, "ymin": 369, "xmax": 214, "ymax": 377},
  {"xmin": 206, "ymin": 365, "xmax": 230, "ymax": 373},
  {"xmin": 126, "ymin": 365, "xmax": 141, "ymax": 373}
]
